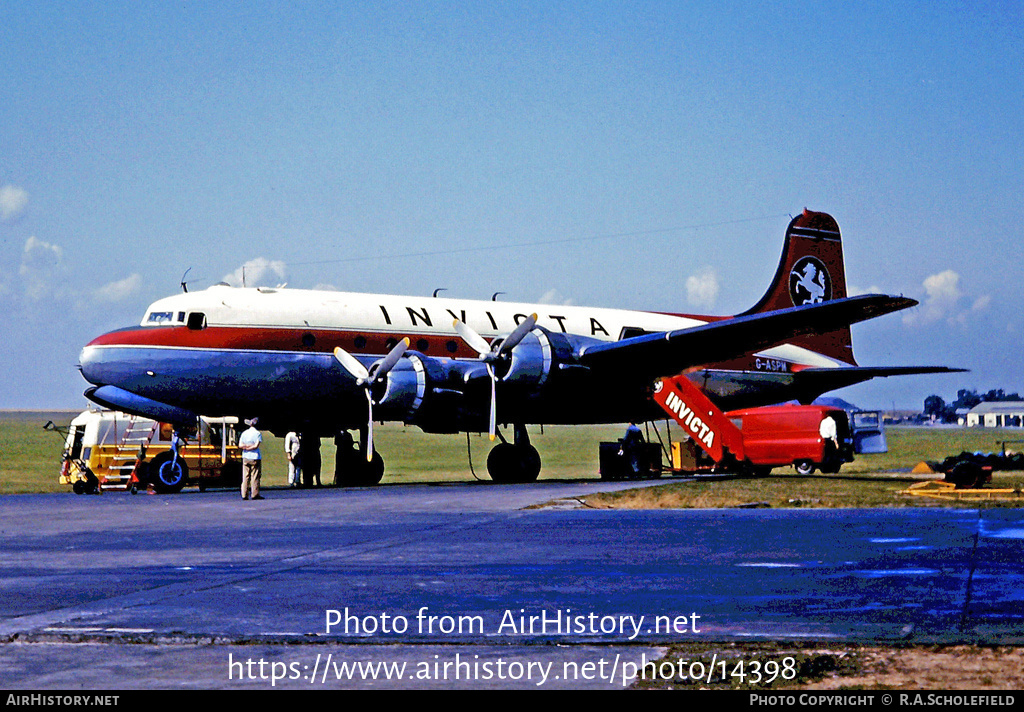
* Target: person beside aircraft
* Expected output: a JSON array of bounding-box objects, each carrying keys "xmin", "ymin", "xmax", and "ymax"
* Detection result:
[
  {"xmin": 620, "ymin": 422, "xmax": 646, "ymax": 475},
  {"xmin": 285, "ymin": 431, "xmax": 302, "ymax": 488},
  {"xmin": 239, "ymin": 418, "xmax": 264, "ymax": 500}
]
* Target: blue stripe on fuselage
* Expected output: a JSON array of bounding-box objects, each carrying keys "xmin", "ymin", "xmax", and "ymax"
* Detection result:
[{"xmin": 79, "ymin": 345, "xmax": 368, "ymax": 414}]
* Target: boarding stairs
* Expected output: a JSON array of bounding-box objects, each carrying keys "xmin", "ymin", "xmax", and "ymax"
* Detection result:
[{"xmin": 104, "ymin": 417, "xmax": 158, "ymax": 486}]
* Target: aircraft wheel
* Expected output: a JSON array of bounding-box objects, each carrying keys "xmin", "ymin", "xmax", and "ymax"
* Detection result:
[
  {"xmin": 794, "ymin": 460, "xmax": 815, "ymax": 476},
  {"xmin": 151, "ymin": 453, "xmax": 188, "ymax": 494},
  {"xmin": 487, "ymin": 443, "xmax": 541, "ymax": 484},
  {"xmin": 359, "ymin": 451, "xmax": 385, "ymax": 486},
  {"xmin": 336, "ymin": 450, "xmax": 385, "ymax": 486},
  {"xmin": 517, "ymin": 445, "xmax": 541, "ymax": 483},
  {"xmin": 220, "ymin": 461, "xmax": 243, "ymax": 487}
]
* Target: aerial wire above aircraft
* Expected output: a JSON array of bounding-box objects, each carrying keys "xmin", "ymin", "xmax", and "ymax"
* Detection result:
[{"xmin": 78, "ymin": 209, "xmax": 963, "ymax": 486}]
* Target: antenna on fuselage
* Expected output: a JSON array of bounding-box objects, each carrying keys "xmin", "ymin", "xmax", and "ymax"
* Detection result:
[
  {"xmin": 491, "ymin": 292, "xmax": 505, "ymax": 301},
  {"xmin": 180, "ymin": 268, "xmax": 192, "ymax": 293},
  {"xmin": 433, "ymin": 288, "xmax": 447, "ymax": 297}
]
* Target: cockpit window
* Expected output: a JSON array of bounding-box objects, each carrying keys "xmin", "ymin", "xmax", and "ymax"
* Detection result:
[
  {"xmin": 147, "ymin": 311, "xmax": 175, "ymax": 324},
  {"xmin": 187, "ymin": 312, "xmax": 207, "ymax": 330}
]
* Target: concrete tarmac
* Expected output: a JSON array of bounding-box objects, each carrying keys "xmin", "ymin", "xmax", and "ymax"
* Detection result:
[{"xmin": 1, "ymin": 480, "xmax": 1022, "ymax": 689}]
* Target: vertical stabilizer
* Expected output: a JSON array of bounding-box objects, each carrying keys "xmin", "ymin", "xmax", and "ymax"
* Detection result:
[{"xmin": 740, "ymin": 209, "xmax": 856, "ymax": 365}]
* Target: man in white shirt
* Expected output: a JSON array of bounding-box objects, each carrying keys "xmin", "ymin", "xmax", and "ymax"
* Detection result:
[
  {"xmin": 285, "ymin": 431, "xmax": 301, "ymax": 488},
  {"xmin": 819, "ymin": 414, "xmax": 839, "ymax": 462},
  {"xmin": 239, "ymin": 418, "xmax": 263, "ymax": 500}
]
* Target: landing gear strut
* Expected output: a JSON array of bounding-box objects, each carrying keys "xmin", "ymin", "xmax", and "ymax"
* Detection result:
[
  {"xmin": 486, "ymin": 424, "xmax": 541, "ymax": 483},
  {"xmin": 333, "ymin": 427, "xmax": 385, "ymax": 487}
]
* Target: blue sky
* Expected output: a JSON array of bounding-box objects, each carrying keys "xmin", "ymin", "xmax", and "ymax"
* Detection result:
[{"xmin": 1, "ymin": 1, "xmax": 1021, "ymax": 410}]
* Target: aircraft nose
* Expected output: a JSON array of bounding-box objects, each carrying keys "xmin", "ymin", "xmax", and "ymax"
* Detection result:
[{"xmin": 78, "ymin": 344, "xmax": 104, "ymax": 386}]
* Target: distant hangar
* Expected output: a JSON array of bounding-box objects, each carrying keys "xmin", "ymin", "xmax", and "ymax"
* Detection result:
[{"xmin": 965, "ymin": 401, "xmax": 1024, "ymax": 428}]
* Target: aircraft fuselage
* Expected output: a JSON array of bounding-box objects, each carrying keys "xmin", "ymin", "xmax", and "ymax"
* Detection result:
[{"xmin": 79, "ymin": 285, "xmax": 840, "ymax": 435}]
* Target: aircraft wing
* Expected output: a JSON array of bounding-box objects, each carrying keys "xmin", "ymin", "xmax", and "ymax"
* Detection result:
[{"xmin": 577, "ymin": 294, "xmax": 919, "ymax": 381}]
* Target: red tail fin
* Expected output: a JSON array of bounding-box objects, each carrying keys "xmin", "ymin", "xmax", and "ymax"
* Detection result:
[{"xmin": 740, "ymin": 209, "xmax": 856, "ymax": 365}]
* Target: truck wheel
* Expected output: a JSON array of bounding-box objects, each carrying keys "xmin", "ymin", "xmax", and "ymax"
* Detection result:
[
  {"xmin": 794, "ymin": 460, "xmax": 816, "ymax": 476},
  {"xmin": 738, "ymin": 463, "xmax": 771, "ymax": 478},
  {"xmin": 820, "ymin": 458, "xmax": 843, "ymax": 474}
]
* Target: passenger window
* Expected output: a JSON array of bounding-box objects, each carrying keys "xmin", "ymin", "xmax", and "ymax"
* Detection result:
[{"xmin": 187, "ymin": 312, "xmax": 207, "ymax": 330}]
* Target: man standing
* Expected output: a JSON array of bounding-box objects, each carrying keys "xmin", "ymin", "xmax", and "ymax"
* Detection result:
[
  {"xmin": 819, "ymin": 413, "xmax": 839, "ymax": 462},
  {"xmin": 239, "ymin": 418, "xmax": 263, "ymax": 500},
  {"xmin": 620, "ymin": 421, "xmax": 646, "ymax": 476},
  {"xmin": 285, "ymin": 431, "xmax": 301, "ymax": 488}
]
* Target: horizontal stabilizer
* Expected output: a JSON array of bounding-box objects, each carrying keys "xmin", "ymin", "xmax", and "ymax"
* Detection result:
[
  {"xmin": 578, "ymin": 294, "xmax": 917, "ymax": 381},
  {"xmin": 792, "ymin": 365, "xmax": 969, "ymax": 394}
]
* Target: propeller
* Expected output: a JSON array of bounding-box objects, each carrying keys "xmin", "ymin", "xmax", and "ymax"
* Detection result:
[
  {"xmin": 333, "ymin": 337, "xmax": 410, "ymax": 460},
  {"xmin": 453, "ymin": 314, "xmax": 537, "ymax": 441}
]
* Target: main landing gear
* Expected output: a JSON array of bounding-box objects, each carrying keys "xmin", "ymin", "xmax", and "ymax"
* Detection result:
[
  {"xmin": 332, "ymin": 424, "xmax": 542, "ymax": 486},
  {"xmin": 333, "ymin": 427, "xmax": 385, "ymax": 487},
  {"xmin": 486, "ymin": 424, "xmax": 541, "ymax": 484}
]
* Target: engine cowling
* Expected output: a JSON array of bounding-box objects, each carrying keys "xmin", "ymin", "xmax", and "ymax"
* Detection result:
[
  {"xmin": 501, "ymin": 326, "xmax": 574, "ymax": 394},
  {"xmin": 500, "ymin": 329, "xmax": 552, "ymax": 393},
  {"xmin": 373, "ymin": 353, "xmax": 433, "ymax": 422}
]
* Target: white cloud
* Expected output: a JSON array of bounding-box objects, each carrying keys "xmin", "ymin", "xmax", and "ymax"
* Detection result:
[
  {"xmin": 903, "ymin": 269, "xmax": 990, "ymax": 327},
  {"xmin": 685, "ymin": 267, "xmax": 719, "ymax": 308},
  {"xmin": 223, "ymin": 257, "xmax": 287, "ymax": 287},
  {"xmin": 93, "ymin": 274, "xmax": 142, "ymax": 302},
  {"xmin": 19, "ymin": 236, "xmax": 65, "ymax": 300},
  {"xmin": 537, "ymin": 288, "xmax": 574, "ymax": 306},
  {"xmin": 0, "ymin": 184, "xmax": 29, "ymax": 222},
  {"xmin": 848, "ymin": 283, "xmax": 882, "ymax": 297}
]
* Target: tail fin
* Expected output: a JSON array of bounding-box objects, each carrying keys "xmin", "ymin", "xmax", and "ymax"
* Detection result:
[{"xmin": 740, "ymin": 209, "xmax": 856, "ymax": 365}]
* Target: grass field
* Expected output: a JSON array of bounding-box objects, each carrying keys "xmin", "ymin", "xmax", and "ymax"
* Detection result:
[{"xmin": 2, "ymin": 411, "xmax": 1023, "ymax": 505}]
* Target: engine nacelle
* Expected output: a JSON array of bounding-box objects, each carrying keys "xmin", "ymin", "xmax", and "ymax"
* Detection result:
[
  {"xmin": 373, "ymin": 353, "xmax": 433, "ymax": 422},
  {"xmin": 501, "ymin": 327, "xmax": 572, "ymax": 395}
]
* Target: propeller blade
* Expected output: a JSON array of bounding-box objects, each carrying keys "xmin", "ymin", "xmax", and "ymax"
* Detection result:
[
  {"xmin": 487, "ymin": 363, "xmax": 497, "ymax": 441},
  {"xmin": 333, "ymin": 347, "xmax": 369, "ymax": 384},
  {"xmin": 498, "ymin": 313, "xmax": 537, "ymax": 355},
  {"xmin": 374, "ymin": 337, "xmax": 410, "ymax": 380},
  {"xmin": 337, "ymin": 341, "xmax": 407, "ymax": 463},
  {"xmin": 453, "ymin": 319, "xmax": 493, "ymax": 358},
  {"xmin": 365, "ymin": 390, "xmax": 374, "ymax": 462}
]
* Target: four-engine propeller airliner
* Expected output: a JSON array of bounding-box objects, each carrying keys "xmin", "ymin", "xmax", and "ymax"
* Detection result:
[{"xmin": 78, "ymin": 210, "xmax": 960, "ymax": 485}]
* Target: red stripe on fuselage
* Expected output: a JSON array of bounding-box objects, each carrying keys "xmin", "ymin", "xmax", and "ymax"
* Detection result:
[{"xmin": 86, "ymin": 325, "xmax": 485, "ymax": 359}]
